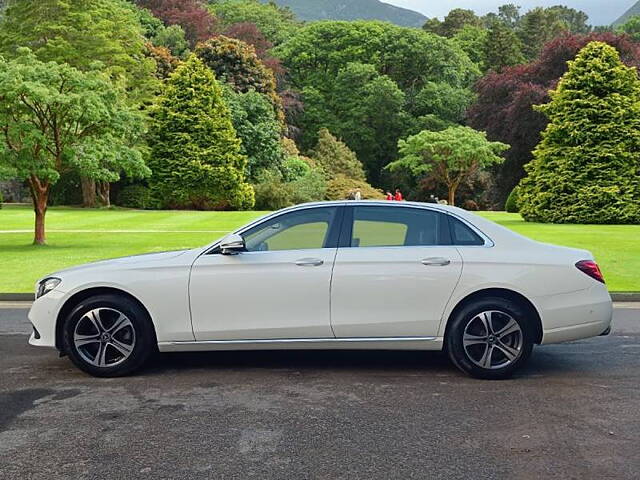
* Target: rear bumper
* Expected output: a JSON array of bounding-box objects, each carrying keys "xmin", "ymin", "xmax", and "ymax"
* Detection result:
[{"xmin": 536, "ymin": 284, "xmax": 613, "ymax": 345}]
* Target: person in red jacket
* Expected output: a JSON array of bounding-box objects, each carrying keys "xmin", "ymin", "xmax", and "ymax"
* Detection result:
[
  {"xmin": 394, "ymin": 189, "xmax": 403, "ymax": 201},
  {"xmin": 385, "ymin": 191, "xmax": 393, "ymax": 201}
]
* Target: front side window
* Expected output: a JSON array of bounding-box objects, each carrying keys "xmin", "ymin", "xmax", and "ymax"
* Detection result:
[
  {"xmin": 243, "ymin": 207, "xmax": 338, "ymax": 252},
  {"xmin": 349, "ymin": 206, "xmax": 449, "ymax": 247}
]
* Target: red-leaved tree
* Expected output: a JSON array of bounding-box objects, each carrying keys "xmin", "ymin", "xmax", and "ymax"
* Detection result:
[
  {"xmin": 138, "ymin": 0, "xmax": 216, "ymax": 46},
  {"xmin": 468, "ymin": 32, "xmax": 640, "ymax": 206}
]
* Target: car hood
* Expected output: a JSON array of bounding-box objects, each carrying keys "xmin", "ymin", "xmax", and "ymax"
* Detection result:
[{"xmin": 48, "ymin": 249, "xmax": 195, "ymax": 278}]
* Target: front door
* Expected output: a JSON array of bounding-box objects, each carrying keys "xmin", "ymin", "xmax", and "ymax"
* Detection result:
[
  {"xmin": 330, "ymin": 205, "xmax": 463, "ymax": 338},
  {"xmin": 189, "ymin": 206, "xmax": 341, "ymax": 340}
]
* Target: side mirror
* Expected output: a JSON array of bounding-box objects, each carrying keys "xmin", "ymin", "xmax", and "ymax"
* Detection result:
[{"xmin": 219, "ymin": 233, "xmax": 245, "ymax": 255}]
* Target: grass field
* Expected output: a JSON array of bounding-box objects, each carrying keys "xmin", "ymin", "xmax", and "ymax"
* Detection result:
[{"xmin": 0, "ymin": 205, "xmax": 638, "ymax": 292}]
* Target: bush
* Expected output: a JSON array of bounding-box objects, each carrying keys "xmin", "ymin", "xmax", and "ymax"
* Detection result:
[
  {"xmin": 116, "ymin": 185, "xmax": 159, "ymax": 209},
  {"xmin": 505, "ymin": 187, "xmax": 519, "ymax": 213},
  {"xmin": 325, "ymin": 175, "xmax": 385, "ymax": 201},
  {"xmin": 289, "ymin": 168, "xmax": 326, "ymax": 204},
  {"xmin": 463, "ymin": 199, "xmax": 479, "ymax": 211}
]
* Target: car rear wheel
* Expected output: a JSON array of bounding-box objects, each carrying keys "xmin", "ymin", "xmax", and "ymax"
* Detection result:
[
  {"xmin": 62, "ymin": 294, "xmax": 156, "ymax": 377},
  {"xmin": 446, "ymin": 297, "xmax": 534, "ymax": 380}
]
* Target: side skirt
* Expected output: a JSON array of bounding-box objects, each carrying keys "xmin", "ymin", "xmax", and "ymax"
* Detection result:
[{"xmin": 158, "ymin": 336, "xmax": 444, "ymax": 352}]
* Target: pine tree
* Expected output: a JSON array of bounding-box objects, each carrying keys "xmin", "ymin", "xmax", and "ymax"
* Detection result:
[
  {"xmin": 519, "ymin": 42, "xmax": 640, "ymax": 224},
  {"xmin": 311, "ymin": 128, "xmax": 366, "ymax": 182},
  {"xmin": 148, "ymin": 55, "xmax": 254, "ymax": 210},
  {"xmin": 484, "ymin": 22, "xmax": 526, "ymax": 72}
]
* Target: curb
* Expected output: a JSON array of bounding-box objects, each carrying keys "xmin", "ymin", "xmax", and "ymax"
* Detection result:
[{"xmin": 1, "ymin": 292, "xmax": 639, "ymax": 302}]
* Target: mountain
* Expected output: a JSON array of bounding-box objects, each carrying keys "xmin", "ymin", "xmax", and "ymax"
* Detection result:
[
  {"xmin": 262, "ymin": 0, "xmax": 427, "ymax": 27},
  {"xmin": 613, "ymin": 1, "xmax": 640, "ymax": 25}
]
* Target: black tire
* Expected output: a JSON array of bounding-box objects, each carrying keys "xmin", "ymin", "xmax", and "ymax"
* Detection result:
[
  {"xmin": 62, "ymin": 294, "xmax": 156, "ymax": 377},
  {"xmin": 446, "ymin": 297, "xmax": 534, "ymax": 380}
]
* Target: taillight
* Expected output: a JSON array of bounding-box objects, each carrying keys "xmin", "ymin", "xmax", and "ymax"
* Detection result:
[{"xmin": 575, "ymin": 260, "xmax": 605, "ymax": 284}]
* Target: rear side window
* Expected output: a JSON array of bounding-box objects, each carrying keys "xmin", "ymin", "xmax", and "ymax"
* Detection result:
[
  {"xmin": 348, "ymin": 206, "xmax": 450, "ymax": 247},
  {"xmin": 448, "ymin": 216, "xmax": 485, "ymax": 246}
]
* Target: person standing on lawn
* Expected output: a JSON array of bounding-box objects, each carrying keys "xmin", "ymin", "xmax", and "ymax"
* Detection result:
[
  {"xmin": 386, "ymin": 191, "xmax": 393, "ymax": 200},
  {"xmin": 354, "ymin": 189, "xmax": 361, "ymax": 201},
  {"xmin": 394, "ymin": 189, "xmax": 403, "ymax": 201}
]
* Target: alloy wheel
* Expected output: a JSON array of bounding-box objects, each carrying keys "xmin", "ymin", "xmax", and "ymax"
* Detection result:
[
  {"xmin": 73, "ymin": 307, "xmax": 136, "ymax": 368},
  {"xmin": 462, "ymin": 310, "xmax": 523, "ymax": 370}
]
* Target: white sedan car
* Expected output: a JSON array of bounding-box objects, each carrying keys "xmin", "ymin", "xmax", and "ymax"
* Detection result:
[{"xmin": 28, "ymin": 201, "xmax": 613, "ymax": 379}]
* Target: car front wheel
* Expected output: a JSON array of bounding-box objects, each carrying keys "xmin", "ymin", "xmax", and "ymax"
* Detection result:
[
  {"xmin": 62, "ymin": 294, "xmax": 156, "ymax": 377},
  {"xmin": 446, "ymin": 297, "xmax": 534, "ymax": 380}
]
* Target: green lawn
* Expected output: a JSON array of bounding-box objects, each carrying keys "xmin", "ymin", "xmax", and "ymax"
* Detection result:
[{"xmin": 0, "ymin": 205, "xmax": 638, "ymax": 292}]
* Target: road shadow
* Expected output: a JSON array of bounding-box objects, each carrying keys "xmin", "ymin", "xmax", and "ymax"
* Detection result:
[{"xmin": 143, "ymin": 349, "xmax": 457, "ymax": 376}]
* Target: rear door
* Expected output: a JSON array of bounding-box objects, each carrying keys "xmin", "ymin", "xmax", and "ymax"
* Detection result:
[{"xmin": 330, "ymin": 205, "xmax": 463, "ymax": 338}]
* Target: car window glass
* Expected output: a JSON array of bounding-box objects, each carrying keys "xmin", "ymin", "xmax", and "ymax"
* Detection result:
[
  {"xmin": 350, "ymin": 206, "xmax": 445, "ymax": 247},
  {"xmin": 244, "ymin": 208, "xmax": 337, "ymax": 252},
  {"xmin": 449, "ymin": 216, "xmax": 485, "ymax": 246}
]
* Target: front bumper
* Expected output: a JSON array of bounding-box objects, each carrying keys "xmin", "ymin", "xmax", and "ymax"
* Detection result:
[{"xmin": 28, "ymin": 289, "xmax": 66, "ymax": 349}]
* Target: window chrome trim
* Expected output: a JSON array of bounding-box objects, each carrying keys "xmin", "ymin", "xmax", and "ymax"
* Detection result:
[{"xmin": 200, "ymin": 201, "xmax": 494, "ymax": 256}]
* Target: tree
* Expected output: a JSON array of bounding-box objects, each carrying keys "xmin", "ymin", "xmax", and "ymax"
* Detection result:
[
  {"xmin": 0, "ymin": 0, "xmax": 156, "ymax": 103},
  {"xmin": 452, "ymin": 25, "xmax": 488, "ymax": 71},
  {"xmin": 146, "ymin": 43, "xmax": 180, "ymax": 79},
  {"xmin": 310, "ymin": 128, "xmax": 366, "ymax": 181},
  {"xmin": 484, "ymin": 21, "xmax": 526, "ymax": 72},
  {"xmin": 423, "ymin": 8, "xmax": 483, "ymax": 38},
  {"xmin": 138, "ymin": 0, "xmax": 216, "ymax": 46},
  {"xmin": 152, "ymin": 24, "xmax": 190, "ymax": 59},
  {"xmin": 387, "ymin": 127, "xmax": 508, "ymax": 206},
  {"xmin": 210, "ymin": 0, "xmax": 300, "ymax": 45},
  {"xmin": 497, "ymin": 4, "xmax": 521, "ymax": 29},
  {"xmin": 616, "ymin": 15, "xmax": 640, "ymax": 42},
  {"xmin": 275, "ymin": 21, "xmax": 478, "ymax": 94},
  {"xmin": 299, "ymin": 63, "xmax": 407, "ymax": 184},
  {"xmin": 518, "ymin": 42, "xmax": 640, "ymax": 224},
  {"xmin": 0, "ymin": 0, "xmax": 156, "ymax": 206},
  {"xmin": 194, "ymin": 35, "xmax": 282, "ymax": 120},
  {"xmin": 468, "ymin": 32, "xmax": 640, "ymax": 206},
  {"xmin": 222, "ymin": 87, "xmax": 285, "ymax": 181},
  {"xmin": 0, "ymin": 50, "xmax": 148, "ymax": 244},
  {"xmin": 411, "ymin": 82, "xmax": 474, "ymax": 125},
  {"xmin": 147, "ymin": 55, "xmax": 254, "ymax": 210},
  {"xmin": 517, "ymin": 7, "xmax": 567, "ymax": 60},
  {"xmin": 222, "ymin": 22, "xmax": 286, "ymax": 80}
]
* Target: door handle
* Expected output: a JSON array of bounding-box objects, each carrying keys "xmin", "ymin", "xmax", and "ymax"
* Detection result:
[
  {"xmin": 295, "ymin": 258, "xmax": 324, "ymax": 267},
  {"xmin": 421, "ymin": 257, "xmax": 451, "ymax": 266}
]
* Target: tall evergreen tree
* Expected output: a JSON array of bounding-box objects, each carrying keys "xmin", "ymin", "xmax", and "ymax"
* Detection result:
[
  {"xmin": 519, "ymin": 42, "xmax": 640, "ymax": 224},
  {"xmin": 484, "ymin": 22, "xmax": 526, "ymax": 72},
  {"xmin": 148, "ymin": 55, "xmax": 254, "ymax": 210}
]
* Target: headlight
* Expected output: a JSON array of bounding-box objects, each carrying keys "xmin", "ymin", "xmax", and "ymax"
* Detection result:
[{"xmin": 36, "ymin": 277, "xmax": 61, "ymax": 299}]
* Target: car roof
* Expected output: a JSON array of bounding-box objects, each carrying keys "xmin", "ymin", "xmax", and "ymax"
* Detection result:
[{"xmin": 289, "ymin": 200, "xmax": 460, "ymax": 213}]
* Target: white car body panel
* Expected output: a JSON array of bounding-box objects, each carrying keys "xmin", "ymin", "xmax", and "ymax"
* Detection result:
[
  {"xmin": 189, "ymin": 248, "xmax": 337, "ymax": 340},
  {"xmin": 331, "ymin": 246, "xmax": 462, "ymax": 337},
  {"xmin": 27, "ymin": 201, "xmax": 613, "ymax": 357}
]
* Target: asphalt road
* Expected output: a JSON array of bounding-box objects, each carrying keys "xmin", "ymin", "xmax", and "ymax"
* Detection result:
[{"xmin": 1, "ymin": 303, "xmax": 639, "ymax": 479}]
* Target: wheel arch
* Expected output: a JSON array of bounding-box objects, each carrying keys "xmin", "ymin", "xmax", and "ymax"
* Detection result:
[
  {"xmin": 55, "ymin": 286, "xmax": 156, "ymax": 352},
  {"xmin": 443, "ymin": 288, "xmax": 543, "ymax": 345}
]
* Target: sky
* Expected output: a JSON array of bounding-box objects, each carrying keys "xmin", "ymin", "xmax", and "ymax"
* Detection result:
[{"xmin": 384, "ymin": 0, "xmax": 636, "ymax": 26}]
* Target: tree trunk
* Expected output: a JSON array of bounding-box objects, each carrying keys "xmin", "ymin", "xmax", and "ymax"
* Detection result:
[
  {"xmin": 448, "ymin": 186, "xmax": 456, "ymax": 206},
  {"xmin": 28, "ymin": 177, "xmax": 49, "ymax": 245},
  {"xmin": 97, "ymin": 181, "xmax": 110, "ymax": 207},
  {"xmin": 81, "ymin": 176, "xmax": 96, "ymax": 207}
]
